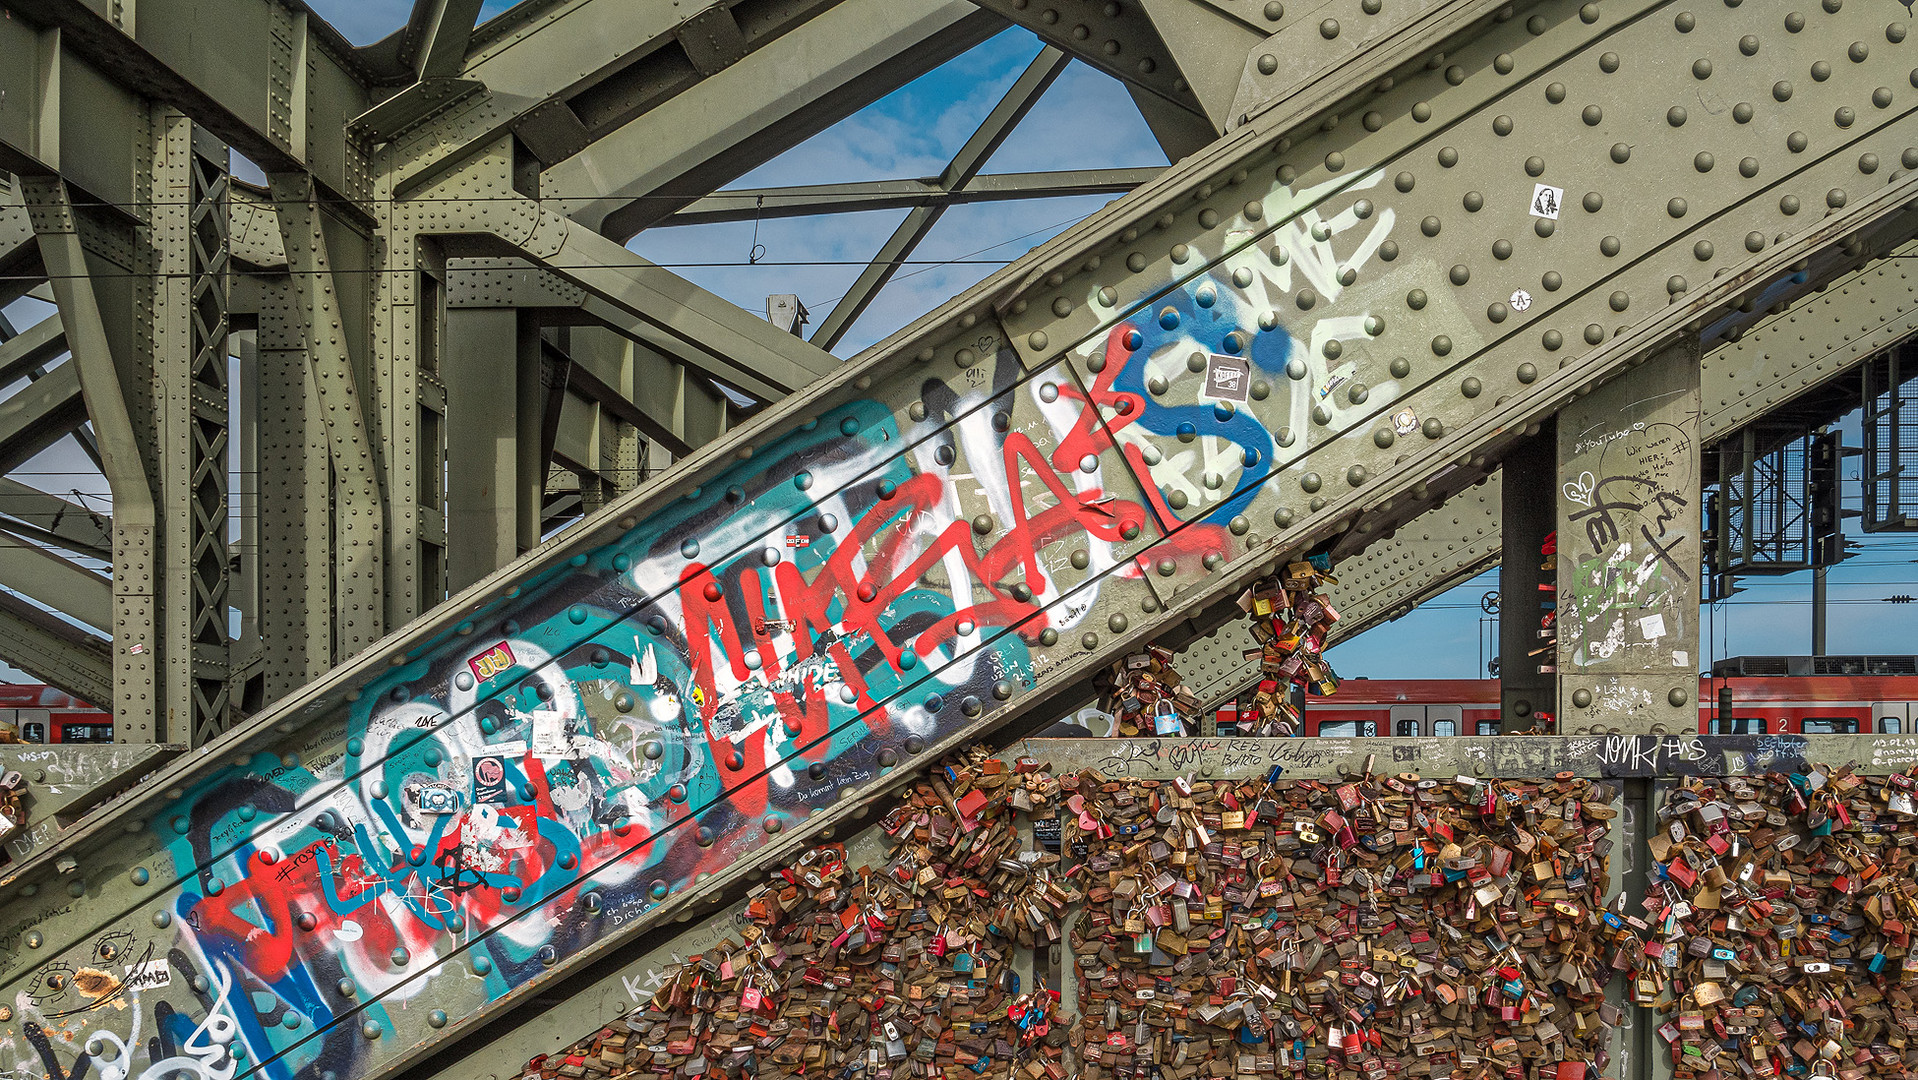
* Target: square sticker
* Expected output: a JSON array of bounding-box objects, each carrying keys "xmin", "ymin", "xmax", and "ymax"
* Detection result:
[
  {"xmin": 1530, "ymin": 184, "xmax": 1564, "ymax": 220},
  {"xmin": 1203, "ymin": 353, "xmax": 1251, "ymax": 403}
]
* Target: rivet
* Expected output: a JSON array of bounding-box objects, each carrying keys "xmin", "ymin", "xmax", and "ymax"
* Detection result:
[
  {"xmin": 1585, "ymin": 324, "xmax": 1605, "ymax": 345},
  {"xmin": 1669, "ymin": 687, "xmax": 1690, "ymax": 708},
  {"xmin": 1543, "ymin": 329, "xmax": 1564, "ymax": 350},
  {"xmin": 1542, "ymin": 271, "xmax": 1564, "ymax": 291},
  {"xmin": 1600, "ymin": 235, "xmax": 1622, "ymax": 257},
  {"xmin": 1667, "ymin": 106, "xmax": 1688, "ymax": 127},
  {"xmin": 1774, "ymin": 80, "xmax": 1793, "ymax": 101},
  {"xmin": 1599, "ymin": 52, "xmax": 1620, "ymax": 74},
  {"xmin": 1692, "ymin": 59, "xmax": 1713, "ymax": 79},
  {"xmin": 1828, "ymin": 188, "xmax": 1848, "ymax": 208},
  {"xmin": 1438, "ymin": 146, "xmax": 1458, "ymax": 167},
  {"xmin": 1492, "ymin": 115, "xmax": 1513, "ymax": 137},
  {"xmin": 1874, "ymin": 87, "xmax": 1894, "ymax": 109},
  {"xmin": 1461, "ymin": 377, "xmax": 1482, "ymax": 398},
  {"xmin": 1610, "ymin": 143, "xmax": 1630, "ymax": 164},
  {"xmin": 1432, "ymin": 335, "xmax": 1452, "ymax": 356},
  {"xmin": 1572, "ymin": 688, "xmax": 1593, "ymax": 708},
  {"xmin": 1258, "ymin": 53, "xmax": 1278, "ymax": 75},
  {"xmin": 1788, "ymin": 130, "xmax": 1809, "ymax": 152},
  {"xmin": 1667, "ymin": 197, "xmax": 1688, "ymax": 218},
  {"xmin": 1812, "ymin": 60, "xmax": 1832, "ymax": 82}
]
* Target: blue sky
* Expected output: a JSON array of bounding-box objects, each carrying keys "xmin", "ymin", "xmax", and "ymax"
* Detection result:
[{"xmin": 2, "ymin": 3, "xmax": 1909, "ymax": 690}]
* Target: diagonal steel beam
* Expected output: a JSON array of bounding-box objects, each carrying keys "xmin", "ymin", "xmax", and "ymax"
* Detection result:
[
  {"xmin": 810, "ymin": 46, "xmax": 1070, "ymax": 351},
  {"xmin": 22, "ymin": 176, "xmax": 160, "ymax": 737},
  {"xmin": 389, "ymin": 0, "xmax": 998, "ymax": 225},
  {"xmin": 269, "ymin": 172, "xmax": 388, "ymax": 655},
  {"xmin": 560, "ymin": 348, "xmax": 695, "ymax": 459},
  {"xmin": 0, "ymin": 312, "xmax": 69, "ymax": 386},
  {"xmin": 0, "ymin": 361, "xmax": 86, "ymax": 475},
  {"xmin": 0, "ymin": 479, "xmax": 112, "ymax": 561},
  {"xmin": 445, "ymin": 250, "xmax": 841, "ymax": 399},
  {"xmin": 0, "ymin": 533, "xmax": 110, "ymax": 632},
  {"xmin": 532, "ymin": 0, "xmax": 1003, "ymax": 239},
  {"xmin": 409, "ymin": 0, "xmax": 487, "ymax": 80},
  {"xmin": 664, "ymin": 168, "xmax": 1164, "ymax": 226},
  {"xmin": 0, "ymin": 588, "xmax": 111, "ymax": 712}
]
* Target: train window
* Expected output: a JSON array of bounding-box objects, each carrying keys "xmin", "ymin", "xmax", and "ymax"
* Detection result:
[
  {"xmin": 20, "ymin": 721, "xmax": 44, "ymax": 742},
  {"xmin": 1394, "ymin": 719, "xmax": 1421, "ymax": 737},
  {"xmin": 1709, "ymin": 717, "xmax": 1769, "ymax": 734},
  {"xmin": 1801, "ymin": 717, "xmax": 1860, "ymax": 734},
  {"xmin": 1883, "ymin": 717, "xmax": 1905, "ymax": 734},
  {"xmin": 1433, "ymin": 720, "xmax": 1457, "ymax": 736},
  {"xmin": 1319, "ymin": 720, "xmax": 1377, "ymax": 737},
  {"xmin": 1476, "ymin": 720, "xmax": 1502, "ymax": 735}
]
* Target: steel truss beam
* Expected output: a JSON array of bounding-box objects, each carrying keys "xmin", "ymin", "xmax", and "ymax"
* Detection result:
[
  {"xmin": 0, "ymin": 0, "xmax": 372, "ymax": 197},
  {"xmin": 269, "ymin": 172, "xmax": 388, "ymax": 654},
  {"xmin": 19, "ymin": 176, "xmax": 162, "ymax": 737},
  {"xmin": 1177, "ymin": 244, "xmax": 1918, "ymax": 708},
  {"xmin": 8, "ymin": 8, "xmax": 1918, "ymax": 1080},
  {"xmin": 385, "ymin": 0, "xmax": 1002, "ymax": 235},
  {"xmin": 444, "ymin": 253, "xmax": 840, "ymax": 400},
  {"xmin": 812, "ymin": 46, "xmax": 1071, "ymax": 351},
  {"xmin": 0, "ymin": 587, "xmax": 111, "ymax": 711},
  {"xmin": 663, "ymin": 168, "xmax": 1164, "ymax": 227}
]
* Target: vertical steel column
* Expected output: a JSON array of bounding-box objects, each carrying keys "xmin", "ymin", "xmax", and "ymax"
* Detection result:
[
  {"xmin": 152, "ymin": 113, "xmax": 233, "ymax": 743},
  {"xmin": 1557, "ymin": 338, "xmax": 1703, "ymax": 735},
  {"xmin": 517, "ymin": 313, "xmax": 544, "ymax": 553},
  {"xmin": 21, "ymin": 178, "xmax": 162, "ymax": 739},
  {"xmin": 570, "ymin": 326, "xmax": 642, "ymax": 515},
  {"xmin": 269, "ymin": 172, "xmax": 387, "ymax": 656},
  {"xmin": 442, "ymin": 307, "xmax": 520, "ymax": 591},
  {"xmin": 256, "ymin": 280, "xmax": 337, "ymax": 698},
  {"xmin": 1499, "ymin": 421, "xmax": 1556, "ymax": 731}
]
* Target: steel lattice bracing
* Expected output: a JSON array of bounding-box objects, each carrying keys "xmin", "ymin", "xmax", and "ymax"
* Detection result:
[{"xmin": 0, "ymin": 4, "xmax": 1917, "ymax": 1080}]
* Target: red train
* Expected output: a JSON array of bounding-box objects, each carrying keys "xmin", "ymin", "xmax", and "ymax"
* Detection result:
[
  {"xmin": 1234, "ymin": 672, "xmax": 1918, "ymax": 737},
  {"xmin": 0, "ymin": 685, "xmax": 113, "ymax": 743}
]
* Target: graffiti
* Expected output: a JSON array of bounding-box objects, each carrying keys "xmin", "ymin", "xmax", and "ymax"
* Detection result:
[
  {"xmin": 1594, "ymin": 734, "xmax": 1704, "ymax": 772},
  {"xmin": 1559, "ymin": 406, "xmax": 1699, "ymax": 671}
]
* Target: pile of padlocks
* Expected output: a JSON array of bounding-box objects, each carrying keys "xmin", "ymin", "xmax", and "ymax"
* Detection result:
[
  {"xmin": 1066, "ymin": 769, "xmax": 1621, "ymax": 1080},
  {"xmin": 527, "ymin": 748, "xmax": 1076, "ymax": 1080},
  {"xmin": 1100, "ymin": 647, "xmax": 1203, "ymax": 737},
  {"xmin": 1633, "ymin": 769, "xmax": 1918, "ymax": 1079},
  {"xmin": 0, "ymin": 769, "xmax": 25, "ymax": 852},
  {"xmin": 530, "ymin": 751, "xmax": 1676, "ymax": 1080},
  {"xmin": 1234, "ymin": 557, "xmax": 1342, "ymax": 736}
]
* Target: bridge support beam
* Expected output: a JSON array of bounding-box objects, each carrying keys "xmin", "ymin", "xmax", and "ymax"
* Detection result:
[
  {"xmin": 1499, "ymin": 422, "xmax": 1556, "ymax": 732},
  {"xmin": 1556, "ymin": 337, "xmax": 1704, "ymax": 736}
]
